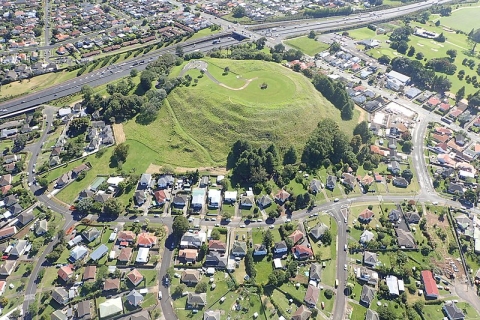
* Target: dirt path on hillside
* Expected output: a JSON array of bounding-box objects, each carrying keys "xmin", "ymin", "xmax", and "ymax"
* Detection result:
[
  {"xmin": 112, "ymin": 123, "xmax": 126, "ymax": 144},
  {"xmin": 146, "ymin": 163, "xmax": 227, "ymax": 175},
  {"xmin": 219, "ymin": 77, "xmax": 258, "ymax": 91}
]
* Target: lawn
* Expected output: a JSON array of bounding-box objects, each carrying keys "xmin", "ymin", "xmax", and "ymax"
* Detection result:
[
  {"xmin": 349, "ymin": 302, "xmax": 367, "ymax": 320},
  {"xmin": 439, "ymin": 6, "xmax": 480, "ymax": 33},
  {"xmin": 254, "ymin": 257, "xmax": 273, "ymax": 285},
  {"xmin": 284, "ymin": 36, "xmax": 330, "ymax": 56},
  {"xmin": 123, "ymin": 58, "xmax": 360, "ymax": 168},
  {"xmin": 189, "ymin": 28, "xmax": 222, "ymax": 41}
]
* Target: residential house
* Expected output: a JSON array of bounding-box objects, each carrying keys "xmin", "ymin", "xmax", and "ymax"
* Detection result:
[
  {"xmin": 404, "ymin": 211, "xmax": 421, "ymax": 224},
  {"xmin": 126, "ymin": 289, "xmax": 144, "ymax": 307},
  {"xmin": 360, "ymin": 175, "xmax": 374, "ymax": 187},
  {"xmin": 204, "ymin": 310, "xmax": 221, "ymax": 320},
  {"xmin": 127, "ymin": 269, "xmax": 144, "ymax": 286},
  {"xmin": 274, "ymin": 241, "xmax": 288, "ymax": 254},
  {"xmin": 157, "ymin": 175, "xmax": 174, "ymax": 189},
  {"xmin": 134, "ymin": 190, "xmax": 146, "ymax": 205},
  {"xmin": 0, "ymin": 261, "xmax": 15, "ymax": 276},
  {"xmin": 208, "ymin": 240, "xmax": 227, "ymax": 253},
  {"xmin": 10, "ymin": 239, "xmax": 28, "ymax": 256},
  {"xmin": 58, "ymin": 265, "xmax": 74, "ymax": 282},
  {"xmin": 76, "ymin": 300, "xmax": 93, "ymax": 319},
  {"xmin": 117, "ymin": 230, "xmax": 136, "ymax": 243},
  {"xmin": 180, "ymin": 232, "xmax": 205, "ymax": 249},
  {"xmin": 94, "ymin": 193, "xmax": 111, "ymax": 204},
  {"xmin": 254, "ymin": 244, "xmax": 268, "ymax": 256},
  {"xmin": 363, "ymin": 251, "xmax": 378, "ymax": 267},
  {"xmin": 386, "ymin": 275, "xmax": 400, "ymax": 296},
  {"xmin": 98, "ymin": 298, "xmax": 123, "ymax": 318},
  {"xmin": 309, "ymin": 263, "xmax": 322, "ymax": 282},
  {"xmin": 224, "ymin": 191, "xmax": 237, "ymax": 203},
  {"xmin": 342, "ymin": 173, "xmax": 356, "ymax": 190},
  {"xmin": 208, "ymin": 189, "xmax": 221, "ymax": 208},
  {"xmin": 443, "ymin": 301, "xmax": 465, "ymax": 320},
  {"xmin": 388, "ymin": 209, "xmax": 401, "ymax": 222},
  {"xmin": 360, "ymin": 230, "xmax": 375, "ymax": 244},
  {"xmin": 240, "ymin": 195, "xmax": 254, "ymax": 209},
  {"xmin": 187, "ymin": 292, "xmax": 207, "ymax": 308},
  {"xmin": 0, "ymin": 226, "xmax": 16, "ymax": 239},
  {"xmin": 204, "ymin": 252, "xmax": 227, "ymax": 269},
  {"xmin": 181, "ymin": 269, "xmax": 201, "ymax": 286},
  {"xmin": 360, "ymin": 285, "xmax": 375, "ymax": 306},
  {"xmin": 52, "ymin": 287, "xmax": 69, "ymax": 305},
  {"xmin": 231, "ymin": 241, "xmax": 247, "ymax": 256},
  {"xmin": 421, "ymin": 270, "xmax": 439, "ymax": 299},
  {"xmin": 304, "ymin": 284, "xmax": 320, "ymax": 307},
  {"xmin": 358, "ymin": 208, "xmax": 374, "ymax": 223},
  {"xmin": 82, "ymin": 228, "xmax": 100, "ymax": 243},
  {"xmin": 56, "ymin": 172, "xmax": 70, "ymax": 188},
  {"xmin": 291, "ymin": 305, "xmax": 312, "ymax": 320},
  {"xmin": 257, "ymin": 195, "xmax": 272, "ymax": 208},
  {"xmin": 17, "ymin": 211, "xmax": 35, "ymax": 226},
  {"xmin": 153, "ymin": 190, "xmax": 167, "ymax": 206},
  {"xmin": 309, "ymin": 179, "xmax": 321, "ymax": 194},
  {"xmin": 396, "ymin": 229, "xmax": 416, "ymax": 248},
  {"xmin": 309, "ymin": 223, "xmax": 328, "ymax": 241},
  {"xmin": 326, "ymin": 175, "xmax": 337, "ymax": 189},
  {"xmin": 393, "ymin": 177, "xmax": 409, "ymax": 188},
  {"xmin": 83, "ymin": 266, "xmax": 96, "ymax": 282},
  {"xmin": 3, "ymin": 195, "xmax": 17, "ymax": 208},
  {"xmin": 69, "ymin": 245, "xmax": 89, "ymax": 262},
  {"xmin": 388, "ymin": 161, "xmax": 401, "ymax": 175},
  {"xmin": 51, "ymin": 310, "xmax": 67, "ymax": 320},
  {"xmin": 118, "ymin": 247, "xmax": 133, "ymax": 262},
  {"xmin": 89, "ymin": 244, "xmax": 109, "ymax": 261},
  {"xmin": 200, "ymin": 176, "xmax": 209, "ymax": 188},
  {"xmin": 137, "ymin": 233, "xmax": 157, "ymax": 247},
  {"xmin": 178, "ymin": 249, "xmax": 198, "ymax": 263},
  {"xmin": 172, "ymin": 194, "xmax": 188, "ymax": 208},
  {"xmin": 35, "ymin": 219, "xmax": 48, "ymax": 236},
  {"xmin": 448, "ymin": 182, "xmax": 464, "ymax": 195},
  {"xmin": 139, "ymin": 173, "xmax": 152, "ymax": 188},
  {"xmin": 288, "ymin": 230, "xmax": 304, "ymax": 245},
  {"xmin": 292, "ymin": 245, "xmax": 313, "ymax": 260},
  {"xmin": 103, "ymin": 278, "xmax": 120, "ymax": 291},
  {"xmin": 365, "ymin": 309, "xmax": 379, "ymax": 320},
  {"xmin": 275, "ymin": 189, "xmax": 290, "ymax": 204}
]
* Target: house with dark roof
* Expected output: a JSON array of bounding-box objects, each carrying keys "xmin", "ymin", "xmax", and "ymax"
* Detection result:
[
  {"xmin": 274, "ymin": 241, "xmax": 288, "ymax": 254},
  {"xmin": 309, "ymin": 223, "xmax": 328, "ymax": 241},
  {"xmin": 9, "ymin": 203, "xmax": 22, "ymax": 215},
  {"xmin": 17, "ymin": 211, "xmax": 33, "ymax": 225},
  {"xmin": 56, "ymin": 172, "xmax": 70, "ymax": 188},
  {"xmin": 3, "ymin": 195, "xmax": 17, "ymax": 207},
  {"xmin": 240, "ymin": 195, "xmax": 254, "ymax": 208},
  {"xmin": 254, "ymin": 244, "xmax": 268, "ymax": 256},
  {"xmin": 342, "ymin": 173, "xmax": 356, "ymax": 190},
  {"xmin": 363, "ymin": 251, "xmax": 378, "ymax": 267},
  {"xmin": 360, "ymin": 285, "xmax": 375, "ymax": 306},
  {"xmin": 388, "ymin": 161, "xmax": 401, "ymax": 174},
  {"xmin": 187, "ymin": 292, "xmax": 207, "ymax": 308},
  {"xmin": 443, "ymin": 301, "xmax": 465, "ymax": 320},
  {"xmin": 326, "ymin": 175, "xmax": 336, "ymax": 189},
  {"xmin": 126, "ymin": 290, "xmax": 144, "ymax": 307},
  {"xmin": 309, "ymin": 179, "xmax": 321, "ymax": 194},
  {"xmin": 448, "ymin": 182, "xmax": 464, "ymax": 195},
  {"xmin": 173, "ymin": 194, "xmax": 188, "ymax": 208},
  {"xmin": 83, "ymin": 266, "xmax": 96, "ymax": 282},
  {"xmin": 231, "ymin": 241, "xmax": 247, "ymax": 256},
  {"xmin": 304, "ymin": 284, "xmax": 320, "ymax": 307},
  {"xmin": 82, "ymin": 228, "xmax": 100, "ymax": 242},
  {"xmin": 181, "ymin": 269, "xmax": 201, "ymax": 286},
  {"xmin": 396, "ymin": 229, "xmax": 416, "ymax": 248},
  {"xmin": 309, "ymin": 263, "xmax": 322, "ymax": 282},
  {"xmin": 76, "ymin": 300, "xmax": 92, "ymax": 319},
  {"xmin": 388, "ymin": 209, "xmax": 401, "ymax": 222},
  {"xmin": 204, "ymin": 252, "xmax": 227, "ymax": 269},
  {"xmin": 404, "ymin": 211, "xmax": 421, "ymax": 224},
  {"xmin": 393, "ymin": 177, "xmax": 409, "ymax": 188},
  {"xmin": 257, "ymin": 195, "xmax": 272, "ymax": 208}
]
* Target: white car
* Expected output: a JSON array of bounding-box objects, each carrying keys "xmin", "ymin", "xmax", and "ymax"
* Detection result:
[
  {"xmin": 158, "ymin": 291, "xmax": 162, "ymax": 300},
  {"xmin": 344, "ymin": 264, "xmax": 347, "ymax": 270},
  {"xmin": 269, "ymin": 225, "xmax": 274, "ymax": 229},
  {"xmin": 240, "ymin": 224, "xmax": 246, "ymax": 228},
  {"xmin": 334, "ymin": 198, "xmax": 339, "ymax": 202}
]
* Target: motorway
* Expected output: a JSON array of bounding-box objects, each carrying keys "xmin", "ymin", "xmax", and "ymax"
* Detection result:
[{"xmin": 0, "ymin": 0, "xmax": 453, "ymax": 117}]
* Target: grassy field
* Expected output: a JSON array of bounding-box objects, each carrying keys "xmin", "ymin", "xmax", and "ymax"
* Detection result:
[
  {"xmin": 284, "ymin": 36, "xmax": 330, "ymax": 56},
  {"xmin": 123, "ymin": 58, "xmax": 360, "ymax": 168},
  {"xmin": 438, "ymin": 6, "xmax": 480, "ymax": 33}
]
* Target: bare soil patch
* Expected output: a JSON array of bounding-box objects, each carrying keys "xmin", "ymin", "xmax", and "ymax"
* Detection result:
[{"xmin": 112, "ymin": 123, "xmax": 126, "ymax": 144}]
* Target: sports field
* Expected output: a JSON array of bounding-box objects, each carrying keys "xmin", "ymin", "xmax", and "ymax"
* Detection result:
[
  {"xmin": 284, "ymin": 36, "xmax": 330, "ymax": 56},
  {"xmin": 123, "ymin": 58, "xmax": 359, "ymax": 168},
  {"xmin": 439, "ymin": 6, "xmax": 480, "ymax": 33}
]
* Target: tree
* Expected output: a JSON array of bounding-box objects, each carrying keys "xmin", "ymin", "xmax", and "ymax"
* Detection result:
[
  {"xmin": 263, "ymin": 230, "xmax": 273, "ymax": 248},
  {"xmin": 173, "ymin": 216, "xmax": 189, "ymax": 238},
  {"xmin": 140, "ymin": 70, "xmax": 155, "ymax": 91},
  {"xmin": 353, "ymin": 121, "xmax": 371, "ymax": 143},
  {"xmin": 103, "ymin": 198, "xmax": 123, "ymax": 216},
  {"xmin": 415, "ymin": 52, "xmax": 424, "ymax": 60},
  {"xmin": 268, "ymin": 272, "xmax": 278, "ymax": 286},
  {"xmin": 37, "ymin": 177, "xmax": 48, "ymax": 189},
  {"xmin": 76, "ymin": 197, "xmax": 94, "ymax": 214},
  {"xmin": 321, "ymin": 229, "xmax": 332, "ymax": 245},
  {"xmin": 173, "ymin": 284, "xmax": 186, "ymax": 296},
  {"xmin": 81, "ymin": 85, "xmax": 94, "ymax": 101},
  {"xmin": 407, "ymin": 45, "xmax": 415, "ymax": 57},
  {"xmin": 68, "ymin": 118, "xmax": 90, "ymax": 136},
  {"xmin": 464, "ymin": 189, "xmax": 477, "ymax": 205},
  {"xmin": 421, "ymin": 245, "xmax": 431, "ymax": 256},
  {"xmin": 329, "ymin": 42, "xmax": 341, "ymax": 54},
  {"xmin": 273, "ymin": 43, "xmax": 285, "ymax": 53},
  {"xmin": 446, "ymin": 49, "xmax": 457, "ymax": 60},
  {"xmin": 283, "ymin": 145, "xmax": 297, "ymax": 165},
  {"xmin": 13, "ymin": 134, "xmax": 27, "ymax": 150},
  {"xmin": 195, "ymin": 281, "xmax": 208, "ymax": 293},
  {"xmin": 435, "ymin": 19, "xmax": 441, "ymax": 26},
  {"xmin": 402, "ymin": 141, "xmax": 413, "ymax": 153},
  {"xmin": 324, "ymin": 289, "xmax": 334, "ymax": 299},
  {"xmin": 456, "ymin": 86, "xmax": 466, "ymax": 102},
  {"xmin": 435, "ymin": 32, "xmax": 446, "ymax": 43},
  {"xmin": 308, "ymin": 30, "xmax": 316, "ymax": 39},
  {"xmin": 112, "ymin": 143, "xmax": 129, "ymax": 163},
  {"xmin": 378, "ymin": 55, "xmax": 391, "ymax": 65},
  {"xmin": 130, "ymin": 69, "xmax": 138, "ymax": 77},
  {"xmin": 413, "ymin": 300, "xmax": 424, "ymax": 313},
  {"xmin": 211, "ymin": 229, "xmax": 221, "ymax": 240},
  {"xmin": 232, "ymin": 6, "xmax": 246, "ymax": 18},
  {"xmin": 469, "ymin": 28, "xmax": 480, "ymax": 53},
  {"xmin": 397, "ymin": 41, "xmax": 409, "ymax": 54},
  {"xmin": 341, "ymin": 101, "xmax": 354, "ymax": 120},
  {"xmin": 175, "ymin": 45, "xmax": 184, "ymax": 57}
]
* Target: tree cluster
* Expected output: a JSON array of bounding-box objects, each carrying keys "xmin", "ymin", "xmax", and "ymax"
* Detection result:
[
  {"xmin": 425, "ymin": 57, "xmax": 457, "ymax": 75},
  {"xmin": 312, "ymin": 74, "xmax": 354, "ymax": 120},
  {"xmin": 304, "ymin": 6, "xmax": 353, "ymax": 18}
]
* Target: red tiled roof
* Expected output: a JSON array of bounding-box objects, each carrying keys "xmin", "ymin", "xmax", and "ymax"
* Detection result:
[
  {"xmin": 126, "ymin": 269, "xmax": 143, "ymax": 285},
  {"xmin": 137, "ymin": 233, "xmax": 157, "ymax": 247},
  {"xmin": 288, "ymin": 230, "xmax": 304, "ymax": 244},
  {"xmin": 421, "ymin": 270, "xmax": 439, "ymax": 297},
  {"xmin": 154, "ymin": 190, "xmax": 166, "ymax": 203},
  {"xmin": 359, "ymin": 208, "xmax": 374, "ymax": 220}
]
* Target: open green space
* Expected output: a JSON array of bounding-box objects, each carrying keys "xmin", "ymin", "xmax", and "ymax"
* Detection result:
[
  {"xmin": 438, "ymin": 6, "xmax": 480, "ymax": 33},
  {"xmin": 123, "ymin": 58, "xmax": 359, "ymax": 168},
  {"xmin": 284, "ymin": 36, "xmax": 330, "ymax": 56}
]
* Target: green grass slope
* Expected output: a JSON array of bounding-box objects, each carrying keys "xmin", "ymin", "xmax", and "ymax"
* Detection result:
[{"xmin": 123, "ymin": 58, "xmax": 359, "ymax": 168}]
